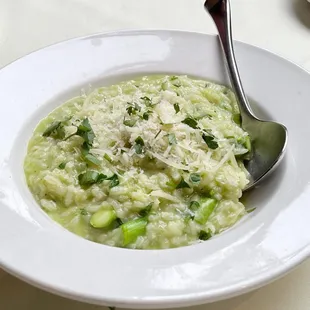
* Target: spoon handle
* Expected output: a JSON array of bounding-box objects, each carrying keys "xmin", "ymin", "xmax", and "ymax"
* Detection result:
[{"xmin": 205, "ymin": 0, "xmax": 255, "ymax": 120}]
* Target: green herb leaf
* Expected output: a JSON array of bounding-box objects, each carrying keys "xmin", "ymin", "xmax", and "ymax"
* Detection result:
[
  {"xmin": 140, "ymin": 96, "xmax": 152, "ymax": 106},
  {"xmin": 78, "ymin": 171, "xmax": 107, "ymax": 186},
  {"xmin": 176, "ymin": 177, "xmax": 190, "ymax": 189},
  {"xmin": 64, "ymin": 132, "xmax": 77, "ymax": 141},
  {"xmin": 42, "ymin": 121, "xmax": 61, "ymax": 137},
  {"xmin": 189, "ymin": 201, "xmax": 200, "ymax": 211},
  {"xmin": 97, "ymin": 173, "xmax": 108, "ymax": 183},
  {"xmin": 78, "ymin": 171, "xmax": 100, "ymax": 186},
  {"xmin": 173, "ymin": 103, "xmax": 180, "ymax": 114},
  {"xmin": 247, "ymin": 207, "xmax": 256, "ymax": 214},
  {"xmin": 126, "ymin": 103, "xmax": 141, "ymax": 116},
  {"xmin": 78, "ymin": 118, "xmax": 92, "ymax": 132},
  {"xmin": 169, "ymin": 76, "xmax": 181, "ymax": 87},
  {"xmin": 190, "ymin": 173, "xmax": 201, "ymax": 184},
  {"xmin": 80, "ymin": 208, "xmax": 88, "ymax": 216},
  {"xmin": 198, "ymin": 230, "xmax": 212, "ymax": 241},
  {"xmin": 168, "ymin": 133, "xmax": 177, "ymax": 145},
  {"xmin": 81, "ymin": 141, "xmax": 90, "ymax": 155},
  {"xmin": 107, "ymin": 174, "xmax": 119, "ymax": 188},
  {"xmin": 172, "ymin": 80, "xmax": 181, "ymax": 88},
  {"xmin": 126, "ymin": 106, "xmax": 135, "ymax": 116},
  {"xmin": 76, "ymin": 118, "xmax": 95, "ymax": 145},
  {"xmin": 123, "ymin": 119, "xmax": 137, "ymax": 127},
  {"xmin": 134, "ymin": 136, "xmax": 145, "ymax": 154},
  {"xmin": 81, "ymin": 131, "xmax": 95, "ymax": 145},
  {"xmin": 182, "ymin": 117, "xmax": 198, "ymax": 129},
  {"xmin": 136, "ymin": 136, "xmax": 144, "ymax": 143},
  {"xmin": 134, "ymin": 102, "xmax": 141, "ymax": 111},
  {"xmin": 55, "ymin": 125, "xmax": 66, "ymax": 139},
  {"xmin": 184, "ymin": 214, "xmax": 195, "ymax": 223},
  {"xmin": 134, "ymin": 144, "xmax": 143, "ymax": 154},
  {"xmin": 202, "ymin": 134, "xmax": 218, "ymax": 149},
  {"xmin": 115, "ymin": 218, "xmax": 123, "ymax": 228},
  {"xmin": 142, "ymin": 111, "xmax": 151, "ymax": 120},
  {"xmin": 81, "ymin": 142, "xmax": 101, "ymax": 166},
  {"xmin": 138, "ymin": 203, "xmax": 153, "ymax": 217},
  {"xmin": 58, "ymin": 162, "xmax": 66, "ymax": 169},
  {"xmin": 203, "ymin": 129, "xmax": 215, "ymax": 137}
]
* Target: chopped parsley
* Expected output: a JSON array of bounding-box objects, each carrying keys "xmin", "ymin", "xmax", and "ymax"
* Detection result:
[
  {"xmin": 138, "ymin": 203, "xmax": 153, "ymax": 217},
  {"xmin": 176, "ymin": 177, "xmax": 190, "ymax": 189},
  {"xmin": 78, "ymin": 118, "xmax": 92, "ymax": 132},
  {"xmin": 202, "ymin": 133, "xmax": 219, "ymax": 149},
  {"xmin": 184, "ymin": 213, "xmax": 195, "ymax": 222},
  {"xmin": 172, "ymin": 80, "xmax": 181, "ymax": 88},
  {"xmin": 198, "ymin": 230, "xmax": 212, "ymax": 241},
  {"xmin": 126, "ymin": 106, "xmax": 135, "ymax": 116},
  {"xmin": 94, "ymin": 173, "xmax": 107, "ymax": 183},
  {"xmin": 81, "ymin": 142, "xmax": 101, "ymax": 166},
  {"xmin": 126, "ymin": 102, "xmax": 141, "ymax": 115},
  {"xmin": 190, "ymin": 173, "xmax": 201, "ymax": 184},
  {"xmin": 134, "ymin": 136, "xmax": 145, "ymax": 154},
  {"xmin": 78, "ymin": 171, "xmax": 107, "ymax": 186},
  {"xmin": 115, "ymin": 218, "xmax": 123, "ymax": 228},
  {"xmin": 107, "ymin": 174, "xmax": 120, "ymax": 188},
  {"xmin": 173, "ymin": 103, "xmax": 180, "ymax": 114},
  {"xmin": 169, "ymin": 76, "xmax": 181, "ymax": 87},
  {"xmin": 81, "ymin": 141, "xmax": 90, "ymax": 154},
  {"xmin": 123, "ymin": 119, "xmax": 137, "ymax": 127},
  {"xmin": 142, "ymin": 111, "xmax": 151, "ymax": 120},
  {"xmin": 58, "ymin": 162, "xmax": 66, "ymax": 169},
  {"xmin": 42, "ymin": 121, "xmax": 61, "ymax": 137},
  {"xmin": 182, "ymin": 117, "xmax": 198, "ymax": 129},
  {"xmin": 168, "ymin": 133, "xmax": 177, "ymax": 145},
  {"xmin": 64, "ymin": 132, "xmax": 77, "ymax": 141},
  {"xmin": 247, "ymin": 207, "xmax": 256, "ymax": 214},
  {"xmin": 140, "ymin": 96, "xmax": 152, "ymax": 106},
  {"xmin": 76, "ymin": 118, "xmax": 95, "ymax": 145},
  {"xmin": 80, "ymin": 208, "xmax": 88, "ymax": 216},
  {"xmin": 189, "ymin": 201, "xmax": 200, "ymax": 211}
]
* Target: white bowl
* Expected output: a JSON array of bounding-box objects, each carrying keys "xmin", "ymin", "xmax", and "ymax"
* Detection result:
[{"xmin": 0, "ymin": 30, "xmax": 310, "ymax": 309}]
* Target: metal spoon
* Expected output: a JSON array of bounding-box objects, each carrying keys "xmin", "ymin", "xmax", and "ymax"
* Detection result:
[{"xmin": 204, "ymin": 0, "xmax": 288, "ymax": 191}]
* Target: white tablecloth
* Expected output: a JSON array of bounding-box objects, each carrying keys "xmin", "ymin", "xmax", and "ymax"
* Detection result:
[{"xmin": 1, "ymin": 0, "xmax": 310, "ymax": 309}]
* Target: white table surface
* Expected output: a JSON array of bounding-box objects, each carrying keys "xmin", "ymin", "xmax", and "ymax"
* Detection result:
[{"xmin": 1, "ymin": 0, "xmax": 310, "ymax": 309}]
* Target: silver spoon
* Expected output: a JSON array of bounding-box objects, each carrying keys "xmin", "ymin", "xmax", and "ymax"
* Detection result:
[{"xmin": 204, "ymin": 0, "xmax": 288, "ymax": 191}]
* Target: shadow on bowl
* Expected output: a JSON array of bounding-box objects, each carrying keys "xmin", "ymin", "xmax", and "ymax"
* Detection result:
[{"xmin": 292, "ymin": 0, "xmax": 310, "ymax": 29}]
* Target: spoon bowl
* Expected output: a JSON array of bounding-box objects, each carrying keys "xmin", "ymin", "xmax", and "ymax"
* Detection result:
[
  {"xmin": 243, "ymin": 117, "xmax": 287, "ymax": 189},
  {"xmin": 204, "ymin": 0, "xmax": 288, "ymax": 190}
]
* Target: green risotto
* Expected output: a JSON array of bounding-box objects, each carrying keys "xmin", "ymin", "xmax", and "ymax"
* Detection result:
[{"xmin": 24, "ymin": 75, "xmax": 251, "ymax": 249}]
